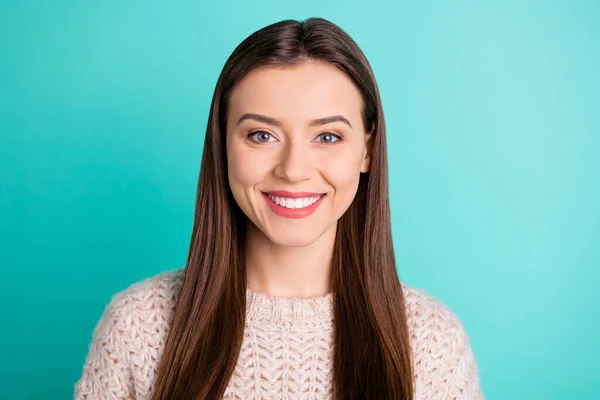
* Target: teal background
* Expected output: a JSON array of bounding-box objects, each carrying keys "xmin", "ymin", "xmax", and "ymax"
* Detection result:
[{"xmin": 1, "ymin": 0, "xmax": 598, "ymax": 398}]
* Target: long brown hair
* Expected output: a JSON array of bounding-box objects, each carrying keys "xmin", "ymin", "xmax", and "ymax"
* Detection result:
[{"xmin": 151, "ymin": 17, "xmax": 413, "ymax": 399}]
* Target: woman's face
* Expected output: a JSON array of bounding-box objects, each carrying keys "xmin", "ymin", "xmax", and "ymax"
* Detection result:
[{"xmin": 226, "ymin": 59, "xmax": 373, "ymax": 247}]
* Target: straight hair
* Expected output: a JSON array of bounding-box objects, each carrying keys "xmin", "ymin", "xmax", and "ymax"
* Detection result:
[{"xmin": 151, "ymin": 17, "xmax": 414, "ymax": 399}]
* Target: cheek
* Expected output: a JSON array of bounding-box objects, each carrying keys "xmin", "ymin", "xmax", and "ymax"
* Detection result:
[
  {"xmin": 317, "ymin": 148, "xmax": 363, "ymax": 217},
  {"xmin": 227, "ymin": 143, "xmax": 272, "ymax": 198},
  {"xmin": 317, "ymin": 147, "xmax": 364, "ymax": 190}
]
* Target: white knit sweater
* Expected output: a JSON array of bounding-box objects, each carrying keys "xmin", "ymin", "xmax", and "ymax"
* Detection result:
[{"xmin": 74, "ymin": 268, "xmax": 484, "ymax": 399}]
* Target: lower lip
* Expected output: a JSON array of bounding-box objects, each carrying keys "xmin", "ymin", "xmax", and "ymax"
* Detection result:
[{"xmin": 263, "ymin": 193, "xmax": 325, "ymax": 219}]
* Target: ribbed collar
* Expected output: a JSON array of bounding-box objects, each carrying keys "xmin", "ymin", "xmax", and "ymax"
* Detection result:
[{"xmin": 245, "ymin": 288, "xmax": 334, "ymax": 326}]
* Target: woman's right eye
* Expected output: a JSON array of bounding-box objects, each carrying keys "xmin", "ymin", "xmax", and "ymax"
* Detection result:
[{"xmin": 248, "ymin": 131, "xmax": 276, "ymax": 143}]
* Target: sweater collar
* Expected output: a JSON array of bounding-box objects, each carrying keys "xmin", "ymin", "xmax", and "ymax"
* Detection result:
[{"xmin": 245, "ymin": 288, "xmax": 334, "ymax": 326}]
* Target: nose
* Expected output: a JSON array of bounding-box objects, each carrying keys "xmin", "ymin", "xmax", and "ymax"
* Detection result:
[{"xmin": 273, "ymin": 141, "xmax": 314, "ymax": 183}]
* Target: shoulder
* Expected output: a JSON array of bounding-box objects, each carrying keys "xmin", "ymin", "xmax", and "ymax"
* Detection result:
[
  {"xmin": 74, "ymin": 267, "xmax": 186, "ymax": 399},
  {"xmin": 400, "ymin": 281, "xmax": 473, "ymax": 355},
  {"xmin": 105, "ymin": 267, "xmax": 186, "ymax": 335},
  {"xmin": 110, "ymin": 267, "xmax": 185, "ymax": 312},
  {"xmin": 401, "ymin": 282, "xmax": 467, "ymax": 337},
  {"xmin": 87, "ymin": 266, "xmax": 186, "ymax": 346},
  {"xmin": 400, "ymin": 282, "xmax": 484, "ymax": 399}
]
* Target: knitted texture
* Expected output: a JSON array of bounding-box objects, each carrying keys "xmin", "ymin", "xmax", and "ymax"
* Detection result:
[{"xmin": 74, "ymin": 268, "xmax": 484, "ymax": 399}]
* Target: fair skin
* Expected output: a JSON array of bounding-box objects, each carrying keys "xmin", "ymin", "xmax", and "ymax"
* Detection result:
[{"xmin": 226, "ymin": 59, "xmax": 373, "ymax": 298}]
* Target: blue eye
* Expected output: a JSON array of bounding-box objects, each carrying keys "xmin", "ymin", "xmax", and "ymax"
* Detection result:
[
  {"xmin": 248, "ymin": 131, "xmax": 275, "ymax": 143},
  {"xmin": 315, "ymin": 132, "xmax": 342, "ymax": 144}
]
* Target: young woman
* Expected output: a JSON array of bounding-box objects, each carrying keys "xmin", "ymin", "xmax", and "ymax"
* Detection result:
[{"xmin": 75, "ymin": 17, "xmax": 483, "ymax": 400}]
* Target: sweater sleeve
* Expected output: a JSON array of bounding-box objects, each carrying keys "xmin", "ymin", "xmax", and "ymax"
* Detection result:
[
  {"xmin": 74, "ymin": 292, "xmax": 136, "ymax": 400},
  {"xmin": 439, "ymin": 310, "xmax": 484, "ymax": 399},
  {"xmin": 404, "ymin": 284, "xmax": 484, "ymax": 400}
]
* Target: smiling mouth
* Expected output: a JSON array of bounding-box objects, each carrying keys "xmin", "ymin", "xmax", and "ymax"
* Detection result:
[{"xmin": 265, "ymin": 193, "xmax": 325, "ymax": 209}]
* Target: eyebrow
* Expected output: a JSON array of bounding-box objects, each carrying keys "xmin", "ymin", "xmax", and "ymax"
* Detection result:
[{"xmin": 235, "ymin": 113, "xmax": 353, "ymax": 129}]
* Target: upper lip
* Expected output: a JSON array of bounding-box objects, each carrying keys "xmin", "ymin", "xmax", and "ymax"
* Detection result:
[{"xmin": 265, "ymin": 190, "xmax": 325, "ymax": 198}]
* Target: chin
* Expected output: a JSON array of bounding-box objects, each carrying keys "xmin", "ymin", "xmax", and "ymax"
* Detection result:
[{"xmin": 264, "ymin": 228, "xmax": 324, "ymax": 248}]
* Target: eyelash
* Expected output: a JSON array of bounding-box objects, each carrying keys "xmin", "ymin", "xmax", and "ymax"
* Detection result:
[{"xmin": 247, "ymin": 131, "xmax": 343, "ymax": 144}]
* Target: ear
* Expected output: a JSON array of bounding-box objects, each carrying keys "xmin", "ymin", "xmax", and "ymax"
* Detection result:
[{"xmin": 360, "ymin": 124, "xmax": 375, "ymax": 173}]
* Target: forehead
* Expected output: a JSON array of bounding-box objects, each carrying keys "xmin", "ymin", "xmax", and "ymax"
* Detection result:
[{"xmin": 227, "ymin": 60, "xmax": 364, "ymax": 128}]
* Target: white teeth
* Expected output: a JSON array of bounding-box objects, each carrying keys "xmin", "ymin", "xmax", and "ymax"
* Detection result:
[{"xmin": 267, "ymin": 194, "xmax": 323, "ymax": 209}]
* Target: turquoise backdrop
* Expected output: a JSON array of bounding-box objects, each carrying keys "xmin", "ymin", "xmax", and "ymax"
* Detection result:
[{"xmin": 1, "ymin": 1, "xmax": 598, "ymax": 399}]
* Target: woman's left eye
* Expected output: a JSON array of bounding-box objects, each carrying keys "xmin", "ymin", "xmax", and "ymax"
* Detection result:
[{"xmin": 315, "ymin": 132, "xmax": 342, "ymax": 144}]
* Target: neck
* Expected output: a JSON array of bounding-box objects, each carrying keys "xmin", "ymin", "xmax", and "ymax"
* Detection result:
[{"xmin": 244, "ymin": 221, "xmax": 336, "ymax": 299}]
